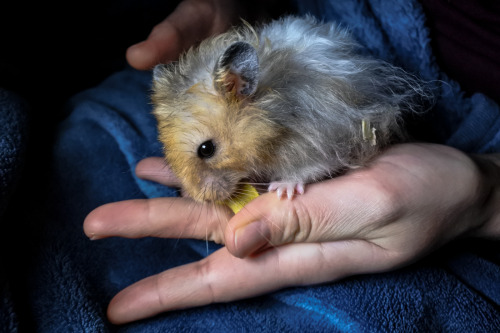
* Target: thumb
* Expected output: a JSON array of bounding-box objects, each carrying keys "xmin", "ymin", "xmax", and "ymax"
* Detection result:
[
  {"xmin": 224, "ymin": 178, "xmax": 379, "ymax": 258},
  {"xmin": 126, "ymin": 1, "xmax": 207, "ymax": 69},
  {"xmin": 126, "ymin": 21, "xmax": 183, "ymax": 70},
  {"xmin": 126, "ymin": 0, "xmax": 234, "ymax": 70}
]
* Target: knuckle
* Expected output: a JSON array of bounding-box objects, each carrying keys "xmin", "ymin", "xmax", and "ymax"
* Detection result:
[
  {"xmin": 272, "ymin": 199, "xmax": 314, "ymax": 244},
  {"xmin": 205, "ymin": 205, "xmax": 231, "ymax": 244},
  {"xmin": 195, "ymin": 258, "xmax": 218, "ymax": 303},
  {"xmin": 293, "ymin": 200, "xmax": 315, "ymax": 242},
  {"xmin": 373, "ymin": 178, "xmax": 404, "ymax": 218},
  {"xmin": 358, "ymin": 176, "xmax": 405, "ymax": 229}
]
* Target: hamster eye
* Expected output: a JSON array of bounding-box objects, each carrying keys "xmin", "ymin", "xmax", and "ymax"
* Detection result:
[{"xmin": 197, "ymin": 140, "xmax": 216, "ymax": 159}]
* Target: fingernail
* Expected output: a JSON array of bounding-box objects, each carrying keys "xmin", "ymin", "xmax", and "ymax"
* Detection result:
[
  {"xmin": 234, "ymin": 222, "xmax": 271, "ymax": 257},
  {"xmin": 87, "ymin": 232, "xmax": 102, "ymax": 241}
]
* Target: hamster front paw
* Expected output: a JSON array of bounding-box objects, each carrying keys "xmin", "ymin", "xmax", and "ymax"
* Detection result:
[{"xmin": 268, "ymin": 182, "xmax": 305, "ymax": 200}]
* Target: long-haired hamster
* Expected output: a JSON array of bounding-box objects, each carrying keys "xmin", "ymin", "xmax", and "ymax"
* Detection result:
[{"xmin": 152, "ymin": 15, "xmax": 431, "ymax": 202}]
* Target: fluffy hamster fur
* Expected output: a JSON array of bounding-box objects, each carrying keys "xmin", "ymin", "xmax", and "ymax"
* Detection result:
[{"xmin": 152, "ymin": 15, "xmax": 431, "ymax": 202}]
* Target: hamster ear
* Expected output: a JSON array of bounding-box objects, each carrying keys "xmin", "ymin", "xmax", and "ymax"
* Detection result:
[{"xmin": 213, "ymin": 42, "xmax": 259, "ymax": 99}]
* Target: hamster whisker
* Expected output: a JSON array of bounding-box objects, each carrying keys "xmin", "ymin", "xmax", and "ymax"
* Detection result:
[
  {"xmin": 181, "ymin": 195, "xmax": 206, "ymax": 239},
  {"xmin": 189, "ymin": 184, "xmax": 214, "ymax": 255},
  {"xmin": 234, "ymin": 182, "xmax": 270, "ymax": 194},
  {"xmin": 213, "ymin": 201, "xmax": 228, "ymax": 240},
  {"xmin": 210, "ymin": 183, "xmax": 234, "ymax": 251},
  {"xmin": 153, "ymin": 194, "xmax": 208, "ymax": 265},
  {"xmin": 237, "ymin": 182, "xmax": 270, "ymax": 186}
]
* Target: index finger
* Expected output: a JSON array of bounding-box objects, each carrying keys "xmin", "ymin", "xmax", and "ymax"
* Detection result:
[{"xmin": 84, "ymin": 197, "xmax": 232, "ymax": 244}]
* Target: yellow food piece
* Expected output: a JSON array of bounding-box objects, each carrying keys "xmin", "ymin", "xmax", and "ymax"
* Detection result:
[
  {"xmin": 361, "ymin": 118, "xmax": 377, "ymax": 146},
  {"xmin": 222, "ymin": 184, "xmax": 259, "ymax": 214}
]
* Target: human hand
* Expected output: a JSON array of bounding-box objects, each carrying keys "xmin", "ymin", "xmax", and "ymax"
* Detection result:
[
  {"xmin": 126, "ymin": 0, "xmax": 275, "ymax": 70},
  {"xmin": 84, "ymin": 143, "xmax": 499, "ymax": 324}
]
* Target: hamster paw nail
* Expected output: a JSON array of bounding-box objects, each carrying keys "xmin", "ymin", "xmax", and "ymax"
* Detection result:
[{"xmin": 268, "ymin": 182, "xmax": 305, "ymax": 200}]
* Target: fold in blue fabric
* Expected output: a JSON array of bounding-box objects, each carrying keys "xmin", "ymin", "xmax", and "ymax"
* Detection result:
[{"xmin": 2, "ymin": 0, "xmax": 499, "ymax": 331}]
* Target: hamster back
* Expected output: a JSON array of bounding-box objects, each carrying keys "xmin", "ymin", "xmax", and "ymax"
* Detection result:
[{"xmin": 152, "ymin": 15, "xmax": 431, "ymax": 202}]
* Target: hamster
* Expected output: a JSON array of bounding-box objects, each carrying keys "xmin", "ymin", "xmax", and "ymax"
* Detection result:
[{"xmin": 151, "ymin": 15, "xmax": 431, "ymax": 203}]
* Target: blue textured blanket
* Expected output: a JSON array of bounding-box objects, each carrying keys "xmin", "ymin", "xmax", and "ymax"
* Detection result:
[
  {"xmin": 0, "ymin": 88, "xmax": 28, "ymax": 332},
  {"xmin": 2, "ymin": 0, "xmax": 499, "ymax": 332}
]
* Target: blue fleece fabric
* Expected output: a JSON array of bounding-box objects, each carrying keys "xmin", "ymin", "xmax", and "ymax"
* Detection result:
[
  {"xmin": 2, "ymin": 0, "xmax": 499, "ymax": 332},
  {"xmin": 0, "ymin": 89, "xmax": 28, "ymax": 217},
  {"xmin": 0, "ymin": 88, "xmax": 28, "ymax": 333}
]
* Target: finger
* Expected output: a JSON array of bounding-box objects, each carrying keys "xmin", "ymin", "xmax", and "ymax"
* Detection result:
[
  {"xmin": 84, "ymin": 198, "xmax": 232, "ymax": 244},
  {"xmin": 126, "ymin": 19, "xmax": 184, "ymax": 70},
  {"xmin": 126, "ymin": 0, "xmax": 231, "ymax": 69},
  {"xmin": 225, "ymin": 173, "xmax": 393, "ymax": 258},
  {"xmin": 107, "ymin": 239, "xmax": 398, "ymax": 325},
  {"xmin": 135, "ymin": 157, "xmax": 181, "ymax": 187}
]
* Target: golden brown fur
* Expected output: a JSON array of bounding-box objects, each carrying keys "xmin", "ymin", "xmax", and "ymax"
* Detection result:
[{"xmin": 152, "ymin": 16, "xmax": 433, "ymax": 202}]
